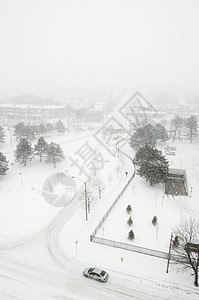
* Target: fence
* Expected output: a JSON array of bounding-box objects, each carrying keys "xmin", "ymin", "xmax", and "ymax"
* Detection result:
[
  {"xmin": 90, "ymin": 139, "xmax": 182, "ymax": 262},
  {"xmin": 90, "ymin": 144, "xmax": 136, "ymax": 238},
  {"xmin": 91, "ymin": 236, "xmax": 182, "ymax": 261}
]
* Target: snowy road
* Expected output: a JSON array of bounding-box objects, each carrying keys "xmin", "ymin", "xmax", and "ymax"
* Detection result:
[
  {"xmin": 0, "ymin": 247, "xmax": 198, "ymax": 300},
  {"xmin": 0, "ymin": 190, "xmax": 198, "ymax": 300}
]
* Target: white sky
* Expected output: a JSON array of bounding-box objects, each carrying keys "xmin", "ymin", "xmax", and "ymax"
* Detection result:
[{"xmin": 0, "ymin": 0, "xmax": 199, "ymax": 95}]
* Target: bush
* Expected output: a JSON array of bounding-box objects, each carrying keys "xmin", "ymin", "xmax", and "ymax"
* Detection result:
[
  {"xmin": 127, "ymin": 216, "xmax": 133, "ymax": 226},
  {"xmin": 128, "ymin": 230, "xmax": 135, "ymax": 240},
  {"xmin": 152, "ymin": 215, "xmax": 158, "ymax": 226},
  {"xmin": 126, "ymin": 205, "xmax": 132, "ymax": 214}
]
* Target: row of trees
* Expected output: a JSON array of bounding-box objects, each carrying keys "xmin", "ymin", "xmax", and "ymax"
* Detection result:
[
  {"xmin": 0, "ymin": 136, "xmax": 65, "ymax": 175},
  {"xmin": 14, "ymin": 137, "xmax": 65, "ymax": 167},
  {"xmin": 129, "ymin": 115, "xmax": 198, "ymax": 147},
  {"xmin": 13, "ymin": 120, "xmax": 66, "ymax": 140},
  {"xmin": 126, "ymin": 205, "xmax": 135, "ymax": 240},
  {"xmin": 171, "ymin": 115, "xmax": 198, "ymax": 143}
]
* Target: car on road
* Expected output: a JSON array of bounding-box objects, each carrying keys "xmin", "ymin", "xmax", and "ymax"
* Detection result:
[{"xmin": 83, "ymin": 267, "xmax": 108, "ymax": 282}]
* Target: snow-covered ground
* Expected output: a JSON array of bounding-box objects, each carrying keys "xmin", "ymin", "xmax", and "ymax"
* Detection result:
[{"xmin": 0, "ymin": 123, "xmax": 199, "ymax": 299}]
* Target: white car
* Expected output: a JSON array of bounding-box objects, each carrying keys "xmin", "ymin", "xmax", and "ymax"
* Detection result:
[{"xmin": 83, "ymin": 267, "xmax": 108, "ymax": 282}]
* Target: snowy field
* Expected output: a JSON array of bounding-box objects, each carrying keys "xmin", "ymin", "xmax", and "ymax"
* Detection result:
[{"xmin": 0, "ymin": 126, "xmax": 199, "ymax": 299}]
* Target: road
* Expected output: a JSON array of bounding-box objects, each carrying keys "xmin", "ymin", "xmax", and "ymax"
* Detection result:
[{"xmin": 0, "ymin": 191, "xmax": 198, "ymax": 300}]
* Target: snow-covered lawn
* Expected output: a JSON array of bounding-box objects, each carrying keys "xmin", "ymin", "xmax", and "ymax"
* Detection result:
[
  {"xmin": 60, "ymin": 138, "xmax": 199, "ymax": 293},
  {"xmin": 1, "ymin": 127, "xmax": 199, "ymax": 299},
  {"xmin": 0, "ymin": 132, "xmax": 94, "ymax": 244},
  {"xmin": 94, "ymin": 140, "xmax": 199, "ymax": 252}
]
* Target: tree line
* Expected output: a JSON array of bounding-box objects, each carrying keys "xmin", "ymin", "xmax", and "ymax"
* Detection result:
[
  {"xmin": 13, "ymin": 120, "xmax": 66, "ymax": 140},
  {"xmin": 0, "ymin": 136, "xmax": 65, "ymax": 175},
  {"xmin": 0, "ymin": 120, "xmax": 67, "ymax": 175},
  {"xmin": 170, "ymin": 115, "xmax": 198, "ymax": 143}
]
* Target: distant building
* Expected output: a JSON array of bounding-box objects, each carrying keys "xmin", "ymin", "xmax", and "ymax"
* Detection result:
[
  {"xmin": 0, "ymin": 104, "xmax": 68, "ymax": 122},
  {"xmin": 84, "ymin": 108, "xmax": 105, "ymax": 122}
]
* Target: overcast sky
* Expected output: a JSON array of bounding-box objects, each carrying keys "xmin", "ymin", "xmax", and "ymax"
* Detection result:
[{"xmin": 0, "ymin": 0, "xmax": 199, "ymax": 96}]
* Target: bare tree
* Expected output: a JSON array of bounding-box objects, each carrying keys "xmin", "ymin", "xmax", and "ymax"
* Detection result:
[
  {"xmin": 172, "ymin": 217, "xmax": 199, "ymax": 286},
  {"xmin": 170, "ymin": 115, "xmax": 185, "ymax": 141},
  {"xmin": 92, "ymin": 178, "xmax": 106, "ymax": 199},
  {"xmin": 77, "ymin": 186, "xmax": 96, "ymax": 213},
  {"xmin": 185, "ymin": 116, "xmax": 198, "ymax": 144}
]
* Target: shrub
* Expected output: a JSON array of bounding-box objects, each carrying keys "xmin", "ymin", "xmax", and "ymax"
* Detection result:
[
  {"xmin": 152, "ymin": 215, "xmax": 158, "ymax": 226},
  {"xmin": 127, "ymin": 216, "xmax": 133, "ymax": 226},
  {"xmin": 128, "ymin": 230, "xmax": 135, "ymax": 240},
  {"xmin": 126, "ymin": 205, "xmax": 132, "ymax": 214}
]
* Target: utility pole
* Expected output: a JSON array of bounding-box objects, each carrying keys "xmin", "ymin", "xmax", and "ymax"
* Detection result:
[{"xmin": 166, "ymin": 233, "xmax": 173, "ymax": 273}]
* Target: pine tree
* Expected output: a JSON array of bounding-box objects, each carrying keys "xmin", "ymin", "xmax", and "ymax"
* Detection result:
[
  {"xmin": 152, "ymin": 216, "xmax": 158, "ymax": 226},
  {"xmin": 126, "ymin": 205, "xmax": 132, "ymax": 214},
  {"xmin": 127, "ymin": 216, "xmax": 133, "ymax": 226},
  {"xmin": 26, "ymin": 125, "xmax": 36, "ymax": 140},
  {"xmin": 38, "ymin": 123, "xmax": 47, "ymax": 136},
  {"xmin": 34, "ymin": 136, "xmax": 48, "ymax": 162},
  {"xmin": 0, "ymin": 152, "xmax": 9, "ymax": 175},
  {"xmin": 0, "ymin": 126, "xmax": 5, "ymax": 143},
  {"xmin": 135, "ymin": 145, "xmax": 169, "ymax": 186},
  {"xmin": 13, "ymin": 122, "xmax": 26, "ymax": 140},
  {"xmin": 129, "ymin": 123, "xmax": 168, "ymax": 150},
  {"xmin": 14, "ymin": 138, "xmax": 34, "ymax": 166},
  {"xmin": 46, "ymin": 123, "xmax": 54, "ymax": 136},
  {"xmin": 129, "ymin": 124, "xmax": 157, "ymax": 150},
  {"xmin": 46, "ymin": 142, "xmax": 65, "ymax": 168},
  {"xmin": 154, "ymin": 123, "xmax": 169, "ymax": 143},
  {"xmin": 128, "ymin": 230, "xmax": 135, "ymax": 240},
  {"xmin": 55, "ymin": 120, "xmax": 66, "ymax": 133}
]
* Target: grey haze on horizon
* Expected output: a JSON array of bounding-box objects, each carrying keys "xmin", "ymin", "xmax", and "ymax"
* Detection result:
[{"xmin": 0, "ymin": 0, "xmax": 199, "ymax": 98}]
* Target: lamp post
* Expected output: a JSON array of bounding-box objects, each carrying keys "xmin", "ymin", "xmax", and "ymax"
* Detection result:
[{"xmin": 72, "ymin": 176, "xmax": 88, "ymax": 221}]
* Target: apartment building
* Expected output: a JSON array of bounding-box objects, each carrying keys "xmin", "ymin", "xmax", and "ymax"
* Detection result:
[{"xmin": 0, "ymin": 104, "xmax": 68, "ymax": 122}]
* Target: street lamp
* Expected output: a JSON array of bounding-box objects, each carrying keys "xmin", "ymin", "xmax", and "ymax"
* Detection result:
[{"xmin": 72, "ymin": 176, "xmax": 88, "ymax": 221}]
